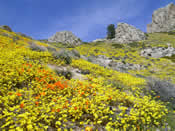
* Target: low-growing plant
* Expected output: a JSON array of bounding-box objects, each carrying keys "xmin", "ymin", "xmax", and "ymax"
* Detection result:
[
  {"xmin": 127, "ymin": 42, "xmax": 140, "ymax": 48},
  {"xmin": 163, "ymin": 54, "xmax": 175, "ymax": 62},
  {"xmin": 112, "ymin": 43, "xmax": 124, "ymax": 48},
  {"xmin": 54, "ymin": 69, "xmax": 72, "ymax": 80},
  {"xmin": 52, "ymin": 49, "xmax": 72, "ymax": 64},
  {"xmin": 46, "ymin": 46, "xmax": 57, "ymax": 52},
  {"xmin": 28, "ymin": 42, "xmax": 48, "ymax": 52}
]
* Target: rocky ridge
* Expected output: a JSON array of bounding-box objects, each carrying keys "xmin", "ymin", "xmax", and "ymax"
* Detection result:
[
  {"xmin": 112, "ymin": 23, "xmax": 147, "ymax": 44},
  {"xmin": 147, "ymin": 3, "xmax": 175, "ymax": 33},
  {"xmin": 48, "ymin": 31, "xmax": 82, "ymax": 46}
]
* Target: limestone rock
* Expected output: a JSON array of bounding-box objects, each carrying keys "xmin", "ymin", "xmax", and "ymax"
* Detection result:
[
  {"xmin": 112, "ymin": 23, "xmax": 147, "ymax": 44},
  {"xmin": 48, "ymin": 31, "xmax": 82, "ymax": 46},
  {"xmin": 82, "ymin": 55, "xmax": 145, "ymax": 73},
  {"xmin": 92, "ymin": 38, "xmax": 106, "ymax": 43},
  {"xmin": 147, "ymin": 3, "xmax": 175, "ymax": 33},
  {"xmin": 0, "ymin": 25, "xmax": 12, "ymax": 32},
  {"xmin": 140, "ymin": 46, "xmax": 175, "ymax": 58}
]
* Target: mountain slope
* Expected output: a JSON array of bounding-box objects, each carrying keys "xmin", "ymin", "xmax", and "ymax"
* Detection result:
[{"xmin": 0, "ymin": 28, "xmax": 174, "ymax": 130}]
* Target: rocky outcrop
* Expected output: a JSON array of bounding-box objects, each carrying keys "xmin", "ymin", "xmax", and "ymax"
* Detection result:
[
  {"xmin": 92, "ymin": 38, "xmax": 106, "ymax": 43},
  {"xmin": 48, "ymin": 31, "xmax": 82, "ymax": 46},
  {"xmin": 0, "ymin": 25, "xmax": 12, "ymax": 32},
  {"xmin": 147, "ymin": 3, "xmax": 175, "ymax": 33},
  {"xmin": 140, "ymin": 45, "xmax": 175, "ymax": 58},
  {"xmin": 82, "ymin": 55, "xmax": 145, "ymax": 73},
  {"xmin": 112, "ymin": 23, "xmax": 147, "ymax": 44}
]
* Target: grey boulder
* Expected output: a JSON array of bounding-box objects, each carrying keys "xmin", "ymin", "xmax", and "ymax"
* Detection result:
[
  {"xmin": 112, "ymin": 23, "xmax": 147, "ymax": 44},
  {"xmin": 48, "ymin": 31, "xmax": 82, "ymax": 46}
]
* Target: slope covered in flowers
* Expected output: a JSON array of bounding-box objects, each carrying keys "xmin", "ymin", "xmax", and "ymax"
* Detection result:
[{"xmin": 0, "ymin": 28, "xmax": 172, "ymax": 130}]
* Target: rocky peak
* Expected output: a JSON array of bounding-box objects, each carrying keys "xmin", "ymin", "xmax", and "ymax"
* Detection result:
[
  {"xmin": 48, "ymin": 31, "xmax": 82, "ymax": 46},
  {"xmin": 112, "ymin": 23, "xmax": 147, "ymax": 44},
  {"xmin": 147, "ymin": 3, "xmax": 175, "ymax": 33}
]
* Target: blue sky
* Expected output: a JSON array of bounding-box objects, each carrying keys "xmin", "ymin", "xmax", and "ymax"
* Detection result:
[{"xmin": 0, "ymin": 0, "xmax": 174, "ymax": 42}]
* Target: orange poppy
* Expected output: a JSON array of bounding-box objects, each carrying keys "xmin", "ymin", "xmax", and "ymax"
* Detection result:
[
  {"xmin": 35, "ymin": 101, "xmax": 39, "ymax": 106},
  {"xmin": 20, "ymin": 103, "xmax": 24, "ymax": 108},
  {"xmin": 85, "ymin": 101, "xmax": 89, "ymax": 105},
  {"xmin": 51, "ymin": 109, "xmax": 55, "ymax": 112},
  {"xmin": 16, "ymin": 93, "xmax": 22, "ymax": 96},
  {"xmin": 85, "ymin": 126, "xmax": 93, "ymax": 131},
  {"xmin": 74, "ymin": 107, "xmax": 78, "ymax": 110},
  {"xmin": 57, "ymin": 109, "xmax": 61, "ymax": 112},
  {"xmin": 40, "ymin": 92, "xmax": 46, "ymax": 96},
  {"xmin": 35, "ymin": 95, "xmax": 40, "ymax": 99},
  {"xmin": 8, "ymin": 92, "xmax": 13, "ymax": 95},
  {"xmin": 156, "ymin": 96, "xmax": 160, "ymax": 98}
]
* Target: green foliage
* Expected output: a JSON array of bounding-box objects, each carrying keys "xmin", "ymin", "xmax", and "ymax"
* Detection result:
[
  {"xmin": 28, "ymin": 42, "xmax": 47, "ymax": 52},
  {"xmin": 168, "ymin": 30, "xmax": 175, "ymax": 35},
  {"xmin": 52, "ymin": 49, "xmax": 72, "ymax": 64},
  {"xmin": 54, "ymin": 69, "xmax": 72, "ymax": 80},
  {"xmin": 163, "ymin": 54, "xmax": 175, "ymax": 62},
  {"xmin": 107, "ymin": 24, "xmax": 115, "ymax": 39},
  {"xmin": 112, "ymin": 43, "xmax": 124, "ymax": 48},
  {"xmin": 127, "ymin": 42, "xmax": 140, "ymax": 48}
]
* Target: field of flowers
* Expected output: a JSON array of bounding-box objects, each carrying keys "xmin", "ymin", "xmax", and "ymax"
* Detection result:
[{"xmin": 0, "ymin": 28, "xmax": 173, "ymax": 130}]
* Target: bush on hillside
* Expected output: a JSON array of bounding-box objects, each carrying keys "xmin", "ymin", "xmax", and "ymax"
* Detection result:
[
  {"xmin": 46, "ymin": 46, "xmax": 57, "ymax": 52},
  {"xmin": 168, "ymin": 31, "xmax": 175, "ymax": 35},
  {"xmin": 52, "ymin": 49, "xmax": 72, "ymax": 64},
  {"xmin": 28, "ymin": 42, "xmax": 48, "ymax": 52},
  {"xmin": 54, "ymin": 69, "xmax": 72, "ymax": 80},
  {"xmin": 127, "ymin": 42, "xmax": 140, "ymax": 48},
  {"xmin": 70, "ymin": 49, "xmax": 80, "ymax": 58},
  {"xmin": 112, "ymin": 43, "xmax": 124, "ymax": 48}
]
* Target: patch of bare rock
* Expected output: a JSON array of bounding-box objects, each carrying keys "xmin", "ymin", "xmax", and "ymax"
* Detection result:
[
  {"xmin": 48, "ymin": 31, "xmax": 82, "ymax": 46},
  {"xmin": 147, "ymin": 3, "xmax": 175, "ymax": 33},
  {"xmin": 140, "ymin": 44, "xmax": 175, "ymax": 58}
]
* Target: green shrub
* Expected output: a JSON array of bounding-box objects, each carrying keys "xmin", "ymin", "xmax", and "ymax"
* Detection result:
[
  {"xmin": 127, "ymin": 42, "xmax": 140, "ymax": 48},
  {"xmin": 54, "ymin": 69, "xmax": 72, "ymax": 80},
  {"xmin": 163, "ymin": 54, "xmax": 175, "ymax": 62},
  {"xmin": 28, "ymin": 42, "xmax": 47, "ymax": 52},
  {"xmin": 46, "ymin": 46, "xmax": 57, "ymax": 52},
  {"xmin": 52, "ymin": 49, "xmax": 72, "ymax": 64},
  {"xmin": 112, "ymin": 43, "xmax": 124, "ymax": 48}
]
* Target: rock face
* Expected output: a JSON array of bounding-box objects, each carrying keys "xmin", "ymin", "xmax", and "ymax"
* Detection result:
[
  {"xmin": 112, "ymin": 23, "xmax": 147, "ymax": 44},
  {"xmin": 92, "ymin": 38, "xmax": 106, "ymax": 43},
  {"xmin": 48, "ymin": 31, "xmax": 82, "ymax": 46},
  {"xmin": 81, "ymin": 55, "xmax": 145, "ymax": 73},
  {"xmin": 0, "ymin": 25, "xmax": 12, "ymax": 32},
  {"xmin": 147, "ymin": 3, "xmax": 175, "ymax": 33},
  {"xmin": 140, "ymin": 45, "xmax": 175, "ymax": 58}
]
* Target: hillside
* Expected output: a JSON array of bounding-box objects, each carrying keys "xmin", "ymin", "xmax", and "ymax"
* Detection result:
[{"xmin": 0, "ymin": 28, "xmax": 175, "ymax": 131}]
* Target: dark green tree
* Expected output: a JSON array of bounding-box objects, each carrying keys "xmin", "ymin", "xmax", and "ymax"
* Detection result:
[{"xmin": 107, "ymin": 24, "xmax": 115, "ymax": 39}]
